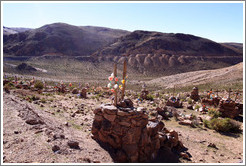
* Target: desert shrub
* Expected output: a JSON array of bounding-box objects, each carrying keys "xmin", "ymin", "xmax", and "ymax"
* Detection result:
[
  {"xmin": 194, "ymin": 104, "xmax": 200, "ymax": 110},
  {"xmin": 203, "ymin": 119, "xmax": 210, "ymax": 128},
  {"xmin": 34, "ymin": 81, "xmax": 44, "ymax": 90},
  {"xmin": 187, "ymin": 98, "xmax": 193, "ymax": 104},
  {"xmin": 40, "ymin": 98, "xmax": 46, "ymax": 103},
  {"xmin": 191, "ymin": 113, "xmax": 197, "ymax": 120},
  {"xmin": 48, "ymin": 98, "xmax": 54, "ymax": 102},
  {"xmin": 7, "ymin": 82, "xmax": 15, "ymax": 88},
  {"xmin": 31, "ymin": 95, "xmax": 40, "ymax": 101},
  {"xmin": 204, "ymin": 118, "xmax": 241, "ymax": 133},
  {"xmin": 146, "ymin": 94, "xmax": 154, "ymax": 101},
  {"xmin": 208, "ymin": 108, "xmax": 221, "ymax": 119},
  {"xmin": 4, "ymin": 84, "xmax": 10, "ymax": 93}
]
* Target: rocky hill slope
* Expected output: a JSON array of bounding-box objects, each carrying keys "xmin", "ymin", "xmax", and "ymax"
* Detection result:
[
  {"xmin": 3, "ymin": 23, "xmax": 130, "ymax": 57},
  {"xmin": 3, "ymin": 26, "xmax": 32, "ymax": 35},
  {"xmin": 146, "ymin": 62, "xmax": 243, "ymax": 89},
  {"xmin": 3, "ymin": 23, "xmax": 243, "ymax": 74},
  {"xmin": 94, "ymin": 30, "xmax": 242, "ymax": 57}
]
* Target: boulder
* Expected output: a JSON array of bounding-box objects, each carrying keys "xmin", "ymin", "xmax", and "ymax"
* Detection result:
[{"xmin": 72, "ymin": 88, "xmax": 78, "ymax": 94}]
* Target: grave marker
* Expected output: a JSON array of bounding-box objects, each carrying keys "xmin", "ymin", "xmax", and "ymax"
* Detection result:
[
  {"xmin": 114, "ymin": 64, "xmax": 118, "ymax": 106},
  {"xmin": 121, "ymin": 60, "xmax": 127, "ymax": 100}
]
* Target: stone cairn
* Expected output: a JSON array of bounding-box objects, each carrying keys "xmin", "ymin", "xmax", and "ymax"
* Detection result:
[
  {"xmin": 80, "ymin": 87, "xmax": 87, "ymax": 98},
  {"xmin": 92, "ymin": 101, "xmax": 186, "ymax": 162},
  {"xmin": 201, "ymin": 89, "xmax": 220, "ymax": 107},
  {"xmin": 217, "ymin": 99, "xmax": 241, "ymax": 119},
  {"xmin": 166, "ymin": 86, "xmax": 183, "ymax": 108},
  {"xmin": 140, "ymin": 83, "xmax": 149, "ymax": 100},
  {"xmin": 166, "ymin": 96, "xmax": 183, "ymax": 108},
  {"xmin": 190, "ymin": 87, "xmax": 199, "ymax": 101},
  {"xmin": 92, "ymin": 61, "xmax": 187, "ymax": 162}
]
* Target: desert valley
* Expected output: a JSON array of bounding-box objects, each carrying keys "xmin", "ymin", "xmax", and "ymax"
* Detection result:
[{"xmin": 2, "ymin": 22, "xmax": 244, "ymax": 163}]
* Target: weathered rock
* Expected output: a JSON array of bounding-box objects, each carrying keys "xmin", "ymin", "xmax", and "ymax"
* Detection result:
[
  {"xmin": 103, "ymin": 113, "xmax": 116, "ymax": 122},
  {"xmin": 187, "ymin": 104, "xmax": 193, "ymax": 110},
  {"xmin": 80, "ymin": 88, "xmax": 87, "ymax": 98},
  {"xmin": 207, "ymin": 143, "xmax": 218, "ymax": 149},
  {"xmin": 72, "ymin": 88, "xmax": 78, "ymax": 94},
  {"xmin": 25, "ymin": 119, "xmax": 43, "ymax": 125},
  {"xmin": 67, "ymin": 140, "xmax": 80, "ymax": 149},
  {"xmin": 102, "ymin": 105, "xmax": 117, "ymax": 115},
  {"xmin": 52, "ymin": 145, "xmax": 60, "ymax": 152},
  {"xmin": 178, "ymin": 120, "xmax": 194, "ymax": 127}
]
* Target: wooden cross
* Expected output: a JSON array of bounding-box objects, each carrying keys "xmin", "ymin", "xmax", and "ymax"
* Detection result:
[
  {"xmin": 121, "ymin": 60, "xmax": 127, "ymax": 100},
  {"xmin": 228, "ymin": 88, "xmax": 233, "ymax": 99},
  {"xmin": 114, "ymin": 64, "xmax": 118, "ymax": 106},
  {"xmin": 215, "ymin": 89, "xmax": 219, "ymax": 97},
  {"xmin": 234, "ymin": 89, "xmax": 240, "ymax": 101},
  {"xmin": 172, "ymin": 85, "xmax": 175, "ymax": 97}
]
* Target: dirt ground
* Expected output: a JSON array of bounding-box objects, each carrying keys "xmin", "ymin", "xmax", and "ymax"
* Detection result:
[{"xmin": 2, "ymin": 89, "xmax": 244, "ymax": 163}]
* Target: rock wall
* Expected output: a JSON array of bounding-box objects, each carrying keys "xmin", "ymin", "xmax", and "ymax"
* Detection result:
[{"xmin": 92, "ymin": 104, "xmax": 186, "ymax": 162}]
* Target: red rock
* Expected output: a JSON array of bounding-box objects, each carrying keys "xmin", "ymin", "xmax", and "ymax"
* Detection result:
[{"xmin": 103, "ymin": 113, "xmax": 116, "ymax": 122}]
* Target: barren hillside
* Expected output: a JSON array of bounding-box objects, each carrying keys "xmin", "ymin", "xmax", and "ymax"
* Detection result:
[{"xmin": 147, "ymin": 62, "xmax": 243, "ymax": 89}]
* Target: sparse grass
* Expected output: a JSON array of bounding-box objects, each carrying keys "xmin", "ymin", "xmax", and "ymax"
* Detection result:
[
  {"xmin": 34, "ymin": 81, "xmax": 44, "ymax": 90},
  {"xmin": 194, "ymin": 104, "xmax": 200, "ymax": 110},
  {"xmin": 40, "ymin": 98, "xmax": 46, "ymax": 103},
  {"xmin": 187, "ymin": 98, "xmax": 193, "ymax": 104},
  {"xmin": 146, "ymin": 94, "xmax": 154, "ymax": 101},
  {"xmin": 208, "ymin": 108, "xmax": 221, "ymax": 119},
  {"xmin": 204, "ymin": 118, "xmax": 241, "ymax": 133}
]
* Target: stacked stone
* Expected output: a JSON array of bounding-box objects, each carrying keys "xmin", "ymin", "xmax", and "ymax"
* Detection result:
[
  {"xmin": 190, "ymin": 87, "xmax": 199, "ymax": 101},
  {"xmin": 166, "ymin": 97, "xmax": 183, "ymax": 108},
  {"xmin": 201, "ymin": 98, "xmax": 220, "ymax": 107},
  {"xmin": 80, "ymin": 88, "xmax": 87, "ymax": 98},
  {"xmin": 217, "ymin": 99, "xmax": 241, "ymax": 119},
  {"xmin": 92, "ymin": 102, "xmax": 186, "ymax": 162},
  {"xmin": 140, "ymin": 89, "xmax": 149, "ymax": 100}
]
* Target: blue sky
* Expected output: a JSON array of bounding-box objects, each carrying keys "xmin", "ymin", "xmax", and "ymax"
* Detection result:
[{"xmin": 2, "ymin": 2, "xmax": 244, "ymax": 43}]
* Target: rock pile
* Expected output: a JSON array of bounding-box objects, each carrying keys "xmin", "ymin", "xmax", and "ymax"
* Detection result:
[
  {"xmin": 190, "ymin": 87, "xmax": 199, "ymax": 101},
  {"xmin": 80, "ymin": 88, "xmax": 87, "ymax": 98},
  {"xmin": 92, "ymin": 101, "xmax": 187, "ymax": 162},
  {"xmin": 166, "ymin": 97, "xmax": 183, "ymax": 108},
  {"xmin": 217, "ymin": 99, "xmax": 241, "ymax": 119},
  {"xmin": 201, "ymin": 98, "xmax": 220, "ymax": 107},
  {"xmin": 140, "ymin": 89, "xmax": 149, "ymax": 100}
]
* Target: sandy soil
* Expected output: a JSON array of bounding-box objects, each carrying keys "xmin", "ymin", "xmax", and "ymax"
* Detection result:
[{"xmin": 2, "ymin": 89, "xmax": 243, "ymax": 163}]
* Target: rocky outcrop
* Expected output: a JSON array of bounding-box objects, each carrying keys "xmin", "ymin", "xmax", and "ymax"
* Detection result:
[{"xmin": 92, "ymin": 103, "xmax": 187, "ymax": 162}]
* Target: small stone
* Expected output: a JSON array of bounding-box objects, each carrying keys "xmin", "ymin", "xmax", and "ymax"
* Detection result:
[
  {"xmin": 117, "ymin": 110, "xmax": 130, "ymax": 116},
  {"xmin": 40, "ymin": 104, "xmax": 44, "ymax": 107},
  {"xmin": 137, "ymin": 107, "xmax": 146, "ymax": 113},
  {"xmin": 67, "ymin": 140, "xmax": 80, "ymax": 149},
  {"xmin": 180, "ymin": 152, "xmax": 190, "ymax": 160},
  {"xmin": 14, "ymin": 131, "xmax": 19, "ymax": 134},
  {"xmin": 52, "ymin": 145, "xmax": 60, "ymax": 152},
  {"xmin": 208, "ymin": 143, "xmax": 218, "ymax": 149},
  {"xmin": 118, "ymin": 121, "xmax": 131, "ymax": 127},
  {"xmin": 103, "ymin": 113, "xmax": 116, "ymax": 122}
]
